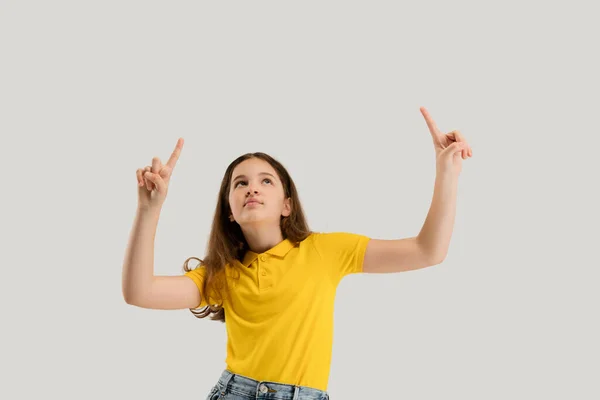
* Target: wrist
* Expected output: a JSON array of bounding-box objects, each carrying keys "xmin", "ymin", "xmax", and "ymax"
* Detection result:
[
  {"xmin": 137, "ymin": 205, "xmax": 162, "ymax": 216},
  {"xmin": 435, "ymin": 167, "xmax": 459, "ymax": 181}
]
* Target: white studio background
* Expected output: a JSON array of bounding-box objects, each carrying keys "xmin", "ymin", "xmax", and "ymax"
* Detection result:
[{"xmin": 1, "ymin": 1, "xmax": 598, "ymax": 399}]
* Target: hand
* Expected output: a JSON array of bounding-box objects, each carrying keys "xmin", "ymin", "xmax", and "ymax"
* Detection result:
[
  {"xmin": 420, "ymin": 106, "xmax": 472, "ymax": 177},
  {"xmin": 136, "ymin": 138, "xmax": 184, "ymax": 210}
]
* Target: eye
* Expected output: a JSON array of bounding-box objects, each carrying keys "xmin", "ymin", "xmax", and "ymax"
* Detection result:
[{"xmin": 235, "ymin": 178, "xmax": 272, "ymax": 187}]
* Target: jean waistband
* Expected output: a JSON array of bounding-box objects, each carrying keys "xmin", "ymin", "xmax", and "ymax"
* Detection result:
[{"xmin": 215, "ymin": 369, "xmax": 329, "ymax": 400}]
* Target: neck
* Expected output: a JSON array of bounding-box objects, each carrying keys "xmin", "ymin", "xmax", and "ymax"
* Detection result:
[{"xmin": 241, "ymin": 225, "xmax": 284, "ymax": 254}]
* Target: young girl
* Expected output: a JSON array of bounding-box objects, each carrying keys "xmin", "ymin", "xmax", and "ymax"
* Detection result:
[{"xmin": 122, "ymin": 107, "xmax": 472, "ymax": 400}]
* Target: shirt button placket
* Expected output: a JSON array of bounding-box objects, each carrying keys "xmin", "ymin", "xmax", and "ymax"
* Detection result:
[
  {"xmin": 260, "ymin": 255, "xmax": 267, "ymax": 276},
  {"xmin": 259, "ymin": 256, "xmax": 269, "ymax": 287}
]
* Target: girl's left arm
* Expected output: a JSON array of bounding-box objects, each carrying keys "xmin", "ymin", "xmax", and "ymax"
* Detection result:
[
  {"xmin": 361, "ymin": 106, "xmax": 471, "ymax": 274},
  {"xmin": 416, "ymin": 171, "xmax": 460, "ymax": 263}
]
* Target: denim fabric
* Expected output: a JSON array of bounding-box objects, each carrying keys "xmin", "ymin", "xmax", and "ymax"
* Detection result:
[{"xmin": 206, "ymin": 369, "xmax": 329, "ymax": 400}]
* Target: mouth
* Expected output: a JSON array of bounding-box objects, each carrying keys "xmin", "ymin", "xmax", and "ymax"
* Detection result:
[{"xmin": 244, "ymin": 201, "xmax": 261, "ymax": 207}]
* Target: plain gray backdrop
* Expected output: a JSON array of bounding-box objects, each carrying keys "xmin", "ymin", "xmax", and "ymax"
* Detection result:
[{"xmin": 2, "ymin": 1, "xmax": 598, "ymax": 399}]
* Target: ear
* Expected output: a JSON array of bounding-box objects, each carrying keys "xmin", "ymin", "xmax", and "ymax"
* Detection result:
[{"xmin": 282, "ymin": 197, "xmax": 292, "ymax": 217}]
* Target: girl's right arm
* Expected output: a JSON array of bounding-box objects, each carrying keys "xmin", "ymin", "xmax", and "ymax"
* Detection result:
[{"xmin": 121, "ymin": 206, "xmax": 201, "ymax": 310}]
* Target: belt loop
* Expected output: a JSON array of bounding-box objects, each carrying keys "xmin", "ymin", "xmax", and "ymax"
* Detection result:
[
  {"xmin": 292, "ymin": 385, "xmax": 299, "ymax": 400},
  {"xmin": 219, "ymin": 370, "xmax": 234, "ymax": 397}
]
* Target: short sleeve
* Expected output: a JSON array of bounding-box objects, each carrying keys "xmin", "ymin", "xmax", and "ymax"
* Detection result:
[
  {"xmin": 184, "ymin": 266, "xmax": 210, "ymax": 309},
  {"xmin": 311, "ymin": 231, "xmax": 371, "ymax": 283}
]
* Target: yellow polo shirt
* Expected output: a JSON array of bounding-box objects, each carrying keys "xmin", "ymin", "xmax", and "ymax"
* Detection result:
[{"xmin": 184, "ymin": 231, "xmax": 370, "ymax": 392}]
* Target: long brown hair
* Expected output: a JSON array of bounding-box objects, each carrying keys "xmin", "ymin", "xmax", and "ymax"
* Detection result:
[{"xmin": 182, "ymin": 152, "xmax": 313, "ymax": 322}]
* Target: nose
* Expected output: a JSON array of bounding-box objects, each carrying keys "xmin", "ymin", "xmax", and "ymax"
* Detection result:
[{"xmin": 246, "ymin": 182, "xmax": 259, "ymax": 194}]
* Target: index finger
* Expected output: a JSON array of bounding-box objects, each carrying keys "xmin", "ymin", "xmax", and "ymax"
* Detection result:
[
  {"xmin": 420, "ymin": 106, "xmax": 441, "ymax": 136},
  {"xmin": 166, "ymin": 138, "xmax": 184, "ymax": 169}
]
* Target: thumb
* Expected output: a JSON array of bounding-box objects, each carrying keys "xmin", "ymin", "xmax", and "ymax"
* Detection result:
[
  {"xmin": 144, "ymin": 171, "xmax": 166, "ymax": 193},
  {"xmin": 158, "ymin": 165, "xmax": 173, "ymax": 181},
  {"xmin": 440, "ymin": 141, "xmax": 465, "ymax": 160}
]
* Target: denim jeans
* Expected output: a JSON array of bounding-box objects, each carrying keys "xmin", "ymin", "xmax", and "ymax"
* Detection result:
[{"xmin": 206, "ymin": 369, "xmax": 330, "ymax": 400}]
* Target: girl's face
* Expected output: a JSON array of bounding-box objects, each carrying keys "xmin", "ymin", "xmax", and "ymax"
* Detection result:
[{"xmin": 228, "ymin": 158, "xmax": 291, "ymax": 227}]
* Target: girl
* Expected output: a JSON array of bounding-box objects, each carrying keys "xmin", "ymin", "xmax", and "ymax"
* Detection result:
[{"xmin": 122, "ymin": 106, "xmax": 472, "ymax": 399}]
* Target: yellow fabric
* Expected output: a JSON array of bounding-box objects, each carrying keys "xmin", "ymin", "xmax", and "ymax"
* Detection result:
[{"xmin": 184, "ymin": 231, "xmax": 370, "ymax": 392}]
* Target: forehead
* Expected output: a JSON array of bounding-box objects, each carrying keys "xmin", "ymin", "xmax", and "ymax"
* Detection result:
[{"xmin": 232, "ymin": 158, "xmax": 277, "ymax": 179}]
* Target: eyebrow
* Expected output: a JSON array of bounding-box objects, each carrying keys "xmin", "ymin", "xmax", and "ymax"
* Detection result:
[{"xmin": 232, "ymin": 172, "xmax": 276, "ymax": 182}]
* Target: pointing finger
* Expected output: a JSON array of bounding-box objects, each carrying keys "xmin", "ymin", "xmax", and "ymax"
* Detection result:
[
  {"xmin": 166, "ymin": 138, "xmax": 184, "ymax": 170},
  {"xmin": 420, "ymin": 106, "xmax": 442, "ymax": 145}
]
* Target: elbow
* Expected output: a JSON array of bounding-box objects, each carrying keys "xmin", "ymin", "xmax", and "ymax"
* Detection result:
[
  {"xmin": 427, "ymin": 252, "xmax": 447, "ymax": 266},
  {"xmin": 415, "ymin": 237, "xmax": 447, "ymax": 267},
  {"xmin": 123, "ymin": 291, "xmax": 136, "ymax": 305},
  {"xmin": 122, "ymin": 280, "xmax": 153, "ymax": 307},
  {"xmin": 122, "ymin": 287, "xmax": 141, "ymax": 306},
  {"xmin": 436, "ymin": 254, "xmax": 447, "ymax": 265}
]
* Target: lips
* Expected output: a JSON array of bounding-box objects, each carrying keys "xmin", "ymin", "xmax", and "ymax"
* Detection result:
[{"xmin": 245, "ymin": 199, "xmax": 261, "ymax": 206}]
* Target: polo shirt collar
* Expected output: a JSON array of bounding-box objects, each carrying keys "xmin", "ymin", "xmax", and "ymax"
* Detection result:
[{"xmin": 240, "ymin": 237, "xmax": 296, "ymax": 267}]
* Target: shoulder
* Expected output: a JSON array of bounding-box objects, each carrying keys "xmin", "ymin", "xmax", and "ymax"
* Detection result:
[
  {"xmin": 184, "ymin": 263, "xmax": 206, "ymax": 277},
  {"xmin": 184, "ymin": 262, "xmax": 236, "ymax": 279},
  {"xmin": 306, "ymin": 231, "xmax": 371, "ymax": 278},
  {"xmin": 307, "ymin": 231, "xmax": 371, "ymax": 256},
  {"xmin": 309, "ymin": 231, "xmax": 370, "ymax": 246}
]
